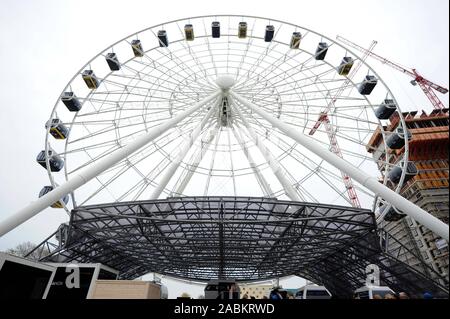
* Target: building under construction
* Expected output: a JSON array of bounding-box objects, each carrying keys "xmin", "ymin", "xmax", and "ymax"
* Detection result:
[{"xmin": 367, "ymin": 108, "xmax": 449, "ymax": 286}]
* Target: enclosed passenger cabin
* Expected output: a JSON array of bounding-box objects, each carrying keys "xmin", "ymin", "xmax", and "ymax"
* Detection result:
[
  {"xmin": 61, "ymin": 92, "xmax": 82, "ymax": 112},
  {"xmin": 46, "ymin": 119, "xmax": 69, "ymax": 140},
  {"xmin": 295, "ymin": 285, "xmax": 332, "ymax": 299},
  {"xmin": 36, "ymin": 150, "xmax": 64, "ymax": 172},
  {"xmin": 184, "ymin": 24, "xmax": 194, "ymax": 41},
  {"xmin": 379, "ymin": 204, "xmax": 406, "ymax": 222},
  {"xmin": 264, "ymin": 25, "xmax": 275, "ymax": 42},
  {"xmin": 158, "ymin": 30, "xmax": 169, "ymax": 47},
  {"xmin": 238, "ymin": 22, "xmax": 247, "ymax": 39},
  {"xmin": 204, "ymin": 280, "xmax": 240, "ymax": 300},
  {"xmin": 290, "ymin": 32, "xmax": 302, "ymax": 49},
  {"xmin": 337, "ymin": 57, "xmax": 354, "ymax": 76},
  {"xmin": 315, "ymin": 42, "xmax": 329, "ymax": 60},
  {"xmin": 212, "ymin": 21, "xmax": 220, "ymax": 38},
  {"xmin": 81, "ymin": 70, "xmax": 100, "ymax": 89},
  {"xmin": 358, "ymin": 75, "xmax": 378, "ymax": 95},
  {"xmin": 388, "ymin": 161, "xmax": 418, "ymax": 184},
  {"xmin": 386, "ymin": 127, "xmax": 412, "ymax": 150},
  {"xmin": 39, "ymin": 186, "xmax": 69, "ymax": 208},
  {"xmin": 375, "ymin": 99, "xmax": 397, "ymax": 120},
  {"xmin": 131, "ymin": 39, "xmax": 144, "ymax": 57},
  {"xmin": 105, "ymin": 53, "xmax": 120, "ymax": 71}
]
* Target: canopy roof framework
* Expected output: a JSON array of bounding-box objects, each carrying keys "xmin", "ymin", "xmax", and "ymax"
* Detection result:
[{"xmin": 33, "ymin": 197, "xmax": 448, "ymax": 298}]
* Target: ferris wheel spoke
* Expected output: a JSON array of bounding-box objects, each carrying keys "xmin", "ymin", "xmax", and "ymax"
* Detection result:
[
  {"xmin": 70, "ymin": 94, "xmax": 213, "ymax": 149},
  {"xmin": 237, "ymin": 76, "xmax": 356, "ymax": 102},
  {"xmin": 175, "ymin": 21, "xmax": 214, "ymax": 84},
  {"xmin": 281, "ymin": 159, "xmax": 319, "ymax": 203},
  {"xmin": 80, "ymin": 124, "xmax": 196, "ymax": 205},
  {"xmin": 119, "ymin": 61, "xmax": 213, "ymax": 100},
  {"xmin": 237, "ymin": 59, "xmax": 334, "ymax": 94},
  {"xmin": 67, "ymin": 118, "xmax": 173, "ymax": 146},
  {"xmin": 200, "ymin": 18, "xmax": 219, "ymax": 78},
  {"xmin": 150, "ymin": 100, "xmax": 219, "ymax": 199},
  {"xmin": 124, "ymin": 38, "xmax": 214, "ymax": 92},
  {"xmin": 68, "ymin": 127, "xmax": 183, "ymax": 176},
  {"xmin": 225, "ymin": 127, "xmax": 237, "ymax": 197},
  {"xmin": 267, "ymin": 62, "xmax": 338, "ymax": 90},
  {"xmin": 231, "ymin": 101, "xmax": 303, "ymax": 201},
  {"xmin": 233, "ymin": 104, "xmax": 359, "ymax": 206},
  {"xmin": 234, "ymin": 19, "xmax": 257, "ymax": 82},
  {"xmin": 259, "ymin": 136, "xmax": 350, "ymax": 204},
  {"xmin": 126, "ymin": 58, "xmax": 209, "ymax": 92},
  {"xmin": 170, "ymin": 122, "xmax": 219, "ymax": 196},
  {"xmin": 238, "ymin": 39, "xmax": 328, "ymax": 90},
  {"xmin": 101, "ymin": 75, "xmax": 211, "ymax": 104},
  {"xmin": 148, "ymin": 29, "xmax": 216, "ymax": 91},
  {"xmin": 232, "ymin": 125, "xmax": 273, "ymax": 197},
  {"xmin": 108, "ymin": 71, "xmax": 201, "ymax": 97},
  {"xmin": 62, "ymin": 141, "xmax": 119, "ymax": 162},
  {"xmin": 203, "ymin": 125, "xmax": 222, "ymax": 197},
  {"xmin": 67, "ymin": 109, "xmax": 207, "ymax": 178},
  {"xmin": 235, "ymin": 23, "xmax": 284, "ymax": 85},
  {"xmin": 116, "ymin": 158, "xmax": 172, "ymax": 202},
  {"xmin": 86, "ymin": 91, "xmax": 200, "ymax": 103},
  {"xmin": 236, "ymin": 44, "xmax": 309, "ymax": 89}
]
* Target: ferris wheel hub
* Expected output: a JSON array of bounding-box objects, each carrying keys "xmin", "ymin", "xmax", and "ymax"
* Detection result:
[{"xmin": 216, "ymin": 75, "xmax": 236, "ymax": 91}]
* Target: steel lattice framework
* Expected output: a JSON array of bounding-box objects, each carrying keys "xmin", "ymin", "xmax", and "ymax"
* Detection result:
[
  {"xmin": 32, "ymin": 197, "xmax": 448, "ymax": 298},
  {"xmin": 2, "ymin": 15, "xmax": 448, "ymax": 240},
  {"xmin": 2, "ymin": 15, "xmax": 448, "ymax": 300}
]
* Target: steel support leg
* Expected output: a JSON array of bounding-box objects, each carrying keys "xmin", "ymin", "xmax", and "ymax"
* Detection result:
[
  {"xmin": 0, "ymin": 91, "xmax": 221, "ymax": 237},
  {"xmin": 171, "ymin": 126, "xmax": 219, "ymax": 196},
  {"xmin": 232, "ymin": 125, "xmax": 274, "ymax": 197},
  {"xmin": 230, "ymin": 91, "xmax": 449, "ymax": 241},
  {"xmin": 150, "ymin": 98, "xmax": 220, "ymax": 199},
  {"xmin": 231, "ymin": 101, "xmax": 302, "ymax": 201}
]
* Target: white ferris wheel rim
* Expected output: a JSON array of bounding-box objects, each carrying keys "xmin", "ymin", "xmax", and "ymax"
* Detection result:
[{"xmin": 43, "ymin": 15, "xmax": 411, "ymax": 214}]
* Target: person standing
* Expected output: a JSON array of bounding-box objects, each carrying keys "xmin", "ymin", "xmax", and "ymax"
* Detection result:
[
  {"xmin": 399, "ymin": 292, "xmax": 410, "ymax": 299},
  {"xmin": 270, "ymin": 288, "xmax": 283, "ymax": 300}
]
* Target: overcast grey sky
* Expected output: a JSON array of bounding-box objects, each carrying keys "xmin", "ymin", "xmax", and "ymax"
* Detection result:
[{"xmin": 0, "ymin": 0, "xmax": 448, "ymax": 298}]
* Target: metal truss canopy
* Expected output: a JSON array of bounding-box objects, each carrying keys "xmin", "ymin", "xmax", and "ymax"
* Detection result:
[{"xmin": 37, "ymin": 197, "xmax": 448, "ymax": 298}]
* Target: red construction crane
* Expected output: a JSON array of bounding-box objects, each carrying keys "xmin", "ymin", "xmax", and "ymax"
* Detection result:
[
  {"xmin": 337, "ymin": 35, "xmax": 449, "ymax": 110},
  {"xmin": 308, "ymin": 40, "xmax": 378, "ymax": 208}
]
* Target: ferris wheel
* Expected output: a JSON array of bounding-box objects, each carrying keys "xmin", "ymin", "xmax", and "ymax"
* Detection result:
[
  {"xmin": 38, "ymin": 15, "xmax": 415, "ymax": 219},
  {"xmin": 0, "ymin": 14, "xmax": 445, "ymax": 250}
]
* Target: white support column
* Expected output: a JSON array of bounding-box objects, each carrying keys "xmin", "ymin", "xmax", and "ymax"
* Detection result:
[
  {"xmin": 231, "ymin": 101, "xmax": 302, "ymax": 202},
  {"xmin": 232, "ymin": 125, "xmax": 274, "ymax": 198},
  {"xmin": 230, "ymin": 91, "xmax": 449, "ymax": 241},
  {"xmin": 0, "ymin": 91, "xmax": 221, "ymax": 238},
  {"xmin": 203, "ymin": 126, "xmax": 221, "ymax": 197},
  {"xmin": 172, "ymin": 126, "xmax": 219, "ymax": 196},
  {"xmin": 150, "ymin": 99, "xmax": 219, "ymax": 199}
]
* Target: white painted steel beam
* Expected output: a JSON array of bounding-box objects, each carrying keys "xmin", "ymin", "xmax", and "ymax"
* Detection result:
[
  {"xmin": 0, "ymin": 91, "xmax": 221, "ymax": 238},
  {"xmin": 232, "ymin": 125, "xmax": 273, "ymax": 198},
  {"xmin": 230, "ymin": 90, "xmax": 449, "ymax": 241},
  {"xmin": 171, "ymin": 126, "xmax": 219, "ymax": 196},
  {"xmin": 150, "ymin": 98, "xmax": 219, "ymax": 199},
  {"xmin": 231, "ymin": 100, "xmax": 302, "ymax": 202}
]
